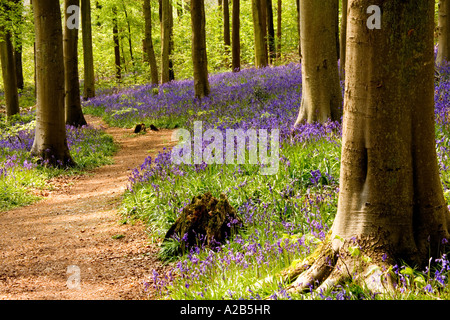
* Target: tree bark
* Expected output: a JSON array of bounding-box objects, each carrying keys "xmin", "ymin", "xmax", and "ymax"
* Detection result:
[
  {"xmin": 64, "ymin": 0, "xmax": 87, "ymax": 127},
  {"xmin": 276, "ymin": 0, "xmax": 281, "ymax": 61},
  {"xmin": 143, "ymin": 0, "xmax": 159, "ymax": 85},
  {"xmin": 287, "ymin": 0, "xmax": 450, "ymax": 294},
  {"xmin": 0, "ymin": 27, "xmax": 19, "ymax": 117},
  {"xmin": 81, "ymin": 0, "xmax": 95, "ymax": 99},
  {"xmin": 122, "ymin": 1, "xmax": 135, "ymax": 68},
  {"xmin": 266, "ymin": 0, "xmax": 275, "ymax": 64},
  {"xmin": 223, "ymin": 0, "xmax": 231, "ymax": 67},
  {"xmin": 31, "ymin": 0, "xmax": 74, "ymax": 167},
  {"xmin": 339, "ymin": 0, "xmax": 347, "ymax": 79},
  {"xmin": 231, "ymin": 0, "xmax": 240, "ymax": 72},
  {"xmin": 161, "ymin": 0, "xmax": 171, "ymax": 83},
  {"xmin": 438, "ymin": 0, "xmax": 450, "ymax": 64},
  {"xmin": 112, "ymin": 6, "xmax": 122, "ymax": 82},
  {"xmin": 293, "ymin": 0, "xmax": 342, "ymax": 126},
  {"xmin": 296, "ymin": 0, "xmax": 301, "ymax": 61},
  {"xmin": 252, "ymin": 0, "xmax": 268, "ymax": 68},
  {"xmin": 191, "ymin": 0, "xmax": 210, "ymax": 98}
]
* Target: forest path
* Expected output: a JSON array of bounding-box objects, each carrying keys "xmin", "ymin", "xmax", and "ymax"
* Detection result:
[{"xmin": 0, "ymin": 115, "xmax": 176, "ymax": 300}]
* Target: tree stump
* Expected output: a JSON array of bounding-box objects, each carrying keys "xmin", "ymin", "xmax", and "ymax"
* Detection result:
[{"xmin": 164, "ymin": 192, "xmax": 243, "ymax": 250}]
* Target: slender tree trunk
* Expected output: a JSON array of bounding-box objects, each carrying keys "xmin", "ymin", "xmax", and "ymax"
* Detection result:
[
  {"xmin": 293, "ymin": 0, "xmax": 342, "ymax": 126},
  {"xmin": 276, "ymin": 0, "xmax": 281, "ymax": 61},
  {"xmin": 252, "ymin": 0, "xmax": 268, "ymax": 68},
  {"xmin": 64, "ymin": 0, "xmax": 87, "ymax": 127},
  {"xmin": 296, "ymin": 0, "xmax": 301, "ymax": 61},
  {"xmin": 438, "ymin": 0, "xmax": 450, "ymax": 64},
  {"xmin": 143, "ymin": 0, "xmax": 159, "ymax": 85},
  {"xmin": 339, "ymin": 0, "xmax": 347, "ymax": 80},
  {"xmin": 168, "ymin": 1, "xmax": 175, "ymax": 81},
  {"xmin": 112, "ymin": 6, "xmax": 122, "ymax": 82},
  {"xmin": 288, "ymin": 0, "xmax": 450, "ymax": 294},
  {"xmin": 231, "ymin": 0, "xmax": 240, "ymax": 71},
  {"xmin": 191, "ymin": 0, "xmax": 210, "ymax": 98},
  {"xmin": 122, "ymin": 1, "xmax": 135, "ymax": 68},
  {"xmin": 266, "ymin": 0, "xmax": 275, "ymax": 64},
  {"xmin": 14, "ymin": 43, "xmax": 24, "ymax": 91},
  {"xmin": 0, "ymin": 27, "xmax": 20, "ymax": 117},
  {"xmin": 223, "ymin": 0, "xmax": 231, "ymax": 67},
  {"xmin": 81, "ymin": 0, "xmax": 95, "ymax": 100},
  {"xmin": 31, "ymin": 0, "xmax": 74, "ymax": 167},
  {"xmin": 161, "ymin": 0, "xmax": 171, "ymax": 83}
]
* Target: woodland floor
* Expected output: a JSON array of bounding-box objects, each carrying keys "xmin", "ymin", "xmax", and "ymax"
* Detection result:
[{"xmin": 0, "ymin": 115, "xmax": 176, "ymax": 300}]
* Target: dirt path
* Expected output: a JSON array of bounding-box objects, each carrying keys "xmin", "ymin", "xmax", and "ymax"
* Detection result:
[{"xmin": 0, "ymin": 115, "xmax": 176, "ymax": 300}]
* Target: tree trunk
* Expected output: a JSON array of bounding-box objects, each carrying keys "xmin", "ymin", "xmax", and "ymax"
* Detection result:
[
  {"xmin": 339, "ymin": 0, "xmax": 347, "ymax": 79},
  {"xmin": 231, "ymin": 0, "xmax": 240, "ymax": 72},
  {"xmin": 122, "ymin": 1, "xmax": 135, "ymax": 68},
  {"xmin": 161, "ymin": 0, "xmax": 171, "ymax": 83},
  {"xmin": 191, "ymin": 0, "xmax": 210, "ymax": 98},
  {"xmin": 438, "ymin": 0, "xmax": 450, "ymax": 64},
  {"xmin": 287, "ymin": 0, "xmax": 450, "ymax": 294},
  {"xmin": 293, "ymin": 0, "xmax": 342, "ymax": 126},
  {"xmin": 81, "ymin": 0, "xmax": 95, "ymax": 100},
  {"xmin": 223, "ymin": 0, "xmax": 231, "ymax": 67},
  {"xmin": 112, "ymin": 6, "xmax": 122, "ymax": 82},
  {"xmin": 276, "ymin": 0, "xmax": 281, "ymax": 61},
  {"xmin": 266, "ymin": 0, "xmax": 275, "ymax": 64},
  {"xmin": 143, "ymin": 0, "xmax": 159, "ymax": 85},
  {"xmin": 64, "ymin": 0, "xmax": 87, "ymax": 127},
  {"xmin": 252, "ymin": 0, "xmax": 268, "ymax": 68},
  {"xmin": 31, "ymin": 0, "xmax": 74, "ymax": 167},
  {"xmin": 296, "ymin": 0, "xmax": 301, "ymax": 61},
  {"xmin": 14, "ymin": 43, "xmax": 24, "ymax": 91},
  {"xmin": 0, "ymin": 27, "xmax": 20, "ymax": 117}
]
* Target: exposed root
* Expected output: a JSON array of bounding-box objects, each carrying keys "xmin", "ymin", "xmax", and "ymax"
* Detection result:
[{"xmin": 282, "ymin": 236, "xmax": 396, "ymax": 296}]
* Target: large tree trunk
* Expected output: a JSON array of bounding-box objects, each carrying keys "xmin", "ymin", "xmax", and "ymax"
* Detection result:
[
  {"xmin": 231, "ymin": 0, "xmax": 240, "ymax": 72},
  {"xmin": 339, "ymin": 0, "xmax": 347, "ymax": 80},
  {"xmin": 252, "ymin": 0, "xmax": 268, "ymax": 68},
  {"xmin": 64, "ymin": 0, "xmax": 87, "ymax": 127},
  {"xmin": 293, "ymin": 0, "xmax": 342, "ymax": 126},
  {"xmin": 161, "ymin": 0, "xmax": 171, "ymax": 83},
  {"xmin": 81, "ymin": 0, "xmax": 95, "ymax": 99},
  {"xmin": 287, "ymin": 0, "xmax": 450, "ymax": 294},
  {"xmin": 438, "ymin": 0, "xmax": 450, "ymax": 64},
  {"xmin": 31, "ymin": 0, "xmax": 74, "ymax": 167},
  {"xmin": 0, "ymin": 27, "xmax": 20, "ymax": 117},
  {"xmin": 143, "ymin": 0, "xmax": 159, "ymax": 85},
  {"xmin": 191, "ymin": 0, "xmax": 210, "ymax": 98}
]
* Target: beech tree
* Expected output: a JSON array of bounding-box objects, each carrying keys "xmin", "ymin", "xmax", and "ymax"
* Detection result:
[
  {"xmin": 143, "ymin": 0, "xmax": 159, "ymax": 85},
  {"xmin": 112, "ymin": 5, "xmax": 122, "ymax": 82},
  {"xmin": 0, "ymin": 25, "xmax": 19, "ymax": 117},
  {"xmin": 64, "ymin": 0, "xmax": 87, "ymax": 127},
  {"xmin": 231, "ymin": 0, "xmax": 240, "ymax": 71},
  {"xmin": 31, "ymin": 0, "xmax": 74, "ymax": 167},
  {"xmin": 293, "ymin": 0, "xmax": 342, "ymax": 126},
  {"xmin": 285, "ymin": 0, "xmax": 450, "ymax": 294},
  {"xmin": 81, "ymin": 0, "xmax": 95, "ymax": 99},
  {"xmin": 161, "ymin": 0, "xmax": 171, "ymax": 83},
  {"xmin": 437, "ymin": 0, "xmax": 450, "ymax": 64},
  {"xmin": 252, "ymin": 0, "xmax": 268, "ymax": 68},
  {"xmin": 191, "ymin": 0, "xmax": 210, "ymax": 98}
]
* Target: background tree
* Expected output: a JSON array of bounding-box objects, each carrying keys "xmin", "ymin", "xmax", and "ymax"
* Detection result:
[
  {"xmin": 339, "ymin": 0, "xmax": 347, "ymax": 79},
  {"xmin": 12, "ymin": 0, "xmax": 24, "ymax": 91},
  {"xmin": 112, "ymin": 5, "xmax": 122, "ymax": 82},
  {"xmin": 161, "ymin": 0, "xmax": 171, "ymax": 83},
  {"xmin": 143, "ymin": 0, "xmax": 159, "ymax": 85},
  {"xmin": 437, "ymin": 0, "xmax": 450, "ymax": 64},
  {"xmin": 81, "ymin": 0, "xmax": 95, "ymax": 99},
  {"xmin": 191, "ymin": 0, "xmax": 210, "ymax": 98},
  {"xmin": 293, "ymin": 0, "xmax": 342, "ymax": 126},
  {"xmin": 64, "ymin": 0, "xmax": 87, "ymax": 127},
  {"xmin": 223, "ymin": 0, "xmax": 231, "ymax": 67},
  {"xmin": 266, "ymin": 0, "xmax": 275, "ymax": 63},
  {"xmin": 0, "ymin": 25, "xmax": 19, "ymax": 117},
  {"xmin": 231, "ymin": 0, "xmax": 240, "ymax": 71},
  {"xmin": 287, "ymin": 0, "xmax": 450, "ymax": 294},
  {"xmin": 276, "ymin": 0, "xmax": 282, "ymax": 61},
  {"xmin": 252, "ymin": 0, "xmax": 268, "ymax": 68},
  {"xmin": 31, "ymin": 0, "xmax": 74, "ymax": 167}
]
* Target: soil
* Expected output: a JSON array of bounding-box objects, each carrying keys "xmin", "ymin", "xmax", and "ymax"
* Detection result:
[{"xmin": 0, "ymin": 115, "xmax": 177, "ymax": 300}]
